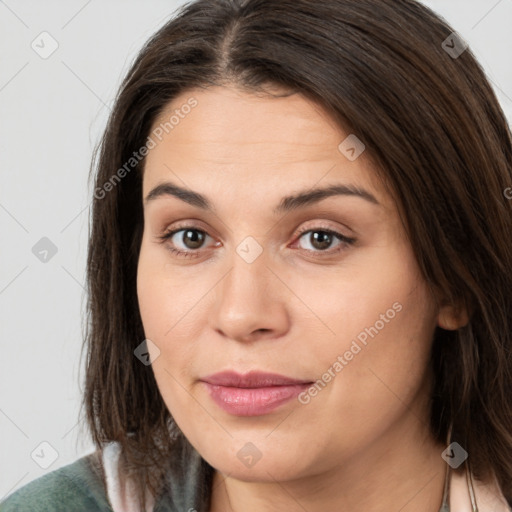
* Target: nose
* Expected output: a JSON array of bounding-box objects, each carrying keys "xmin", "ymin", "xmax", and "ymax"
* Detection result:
[{"xmin": 210, "ymin": 244, "xmax": 290, "ymax": 344}]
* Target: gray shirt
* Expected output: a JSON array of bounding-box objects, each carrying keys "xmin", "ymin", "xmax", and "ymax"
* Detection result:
[{"xmin": 0, "ymin": 438, "xmax": 213, "ymax": 512}]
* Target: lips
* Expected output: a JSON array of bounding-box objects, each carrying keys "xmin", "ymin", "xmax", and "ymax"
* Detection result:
[
  {"xmin": 200, "ymin": 371, "xmax": 313, "ymax": 416},
  {"xmin": 201, "ymin": 371, "xmax": 312, "ymax": 388}
]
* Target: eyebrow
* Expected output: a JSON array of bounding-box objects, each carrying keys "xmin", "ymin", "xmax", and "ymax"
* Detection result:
[{"xmin": 144, "ymin": 181, "xmax": 379, "ymax": 214}]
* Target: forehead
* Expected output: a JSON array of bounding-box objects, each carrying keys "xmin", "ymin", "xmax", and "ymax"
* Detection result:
[
  {"xmin": 142, "ymin": 85, "xmax": 386, "ymax": 206},
  {"xmin": 152, "ymin": 85, "xmax": 341, "ymax": 146}
]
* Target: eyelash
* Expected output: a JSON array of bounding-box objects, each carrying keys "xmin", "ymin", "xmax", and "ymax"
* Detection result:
[{"xmin": 156, "ymin": 224, "xmax": 356, "ymax": 259}]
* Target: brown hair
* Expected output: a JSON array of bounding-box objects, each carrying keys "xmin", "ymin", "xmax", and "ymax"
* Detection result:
[{"xmin": 81, "ymin": 0, "xmax": 512, "ymax": 507}]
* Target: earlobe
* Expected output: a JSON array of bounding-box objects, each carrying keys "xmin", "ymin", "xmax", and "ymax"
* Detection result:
[{"xmin": 437, "ymin": 304, "xmax": 470, "ymax": 330}]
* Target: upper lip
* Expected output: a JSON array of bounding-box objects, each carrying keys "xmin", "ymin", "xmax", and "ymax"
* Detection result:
[{"xmin": 200, "ymin": 371, "xmax": 312, "ymax": 388}]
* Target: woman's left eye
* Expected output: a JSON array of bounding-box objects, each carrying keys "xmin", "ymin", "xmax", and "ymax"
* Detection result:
[
  {"xmin": 157, "ymin": 226, "xmax": 355, "ymax": 258},
  {"xmin": 294, "ymin": 228, "xmax": 356, "ymax": 254}
]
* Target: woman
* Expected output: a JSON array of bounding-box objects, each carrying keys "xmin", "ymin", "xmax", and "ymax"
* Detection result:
[{"xmin": 2, "ymin": 0, "xmax": 511, "ymax": 510}]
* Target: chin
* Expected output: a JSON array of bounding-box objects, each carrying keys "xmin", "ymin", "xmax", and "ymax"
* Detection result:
[{"xmin": 203, "ymin": 443, "xmax": 317, "ymax": 483}]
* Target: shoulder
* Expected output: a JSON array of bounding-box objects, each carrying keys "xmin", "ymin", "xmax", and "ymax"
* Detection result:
[
  {"xmin": 451, "ymin": 468, "xmax": 512, "ymax": 512},
  {"xmin": 0, "ymin": 451, "xmax": 113, "ymax": 512},
  {"xmin": 472, "ymin": 475, "xmax": 512, "ymax": 512}
]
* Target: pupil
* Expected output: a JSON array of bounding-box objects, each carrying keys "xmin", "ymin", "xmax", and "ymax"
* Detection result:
[
  {"xmin": 311, "ymin": 231, "xmax": 332, "ymax": 250},
  {"xmin": 184, "ymin": 230, "xmax": 204, "ymax": 249}
]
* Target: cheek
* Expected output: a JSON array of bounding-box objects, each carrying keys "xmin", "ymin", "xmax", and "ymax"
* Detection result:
[
  {"xmin": 137, "ymin": 252, "xmax": 170, "ymax": 341},
  {"xmin": 301, "ymin": 251, "xmax": 437, "ymax": 439},
  {"xmin": 287, "ymin": 238, "xmax": 435, "ymax": 356},
  {"xmin": 136, "ymin": 244, "xmax": 201, "ymax": 419},
  {"xmin": 136, "ymin": 238, "xmax": 217, "ymax": 388},
  {"xmin": 137, "ymin": 239, "xmax": 204, "ymax": 340}
]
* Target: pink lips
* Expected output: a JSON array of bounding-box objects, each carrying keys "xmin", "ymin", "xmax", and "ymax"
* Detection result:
[{"xmin": 200, "ymin": 371, "xmax": 312, "ymax": 416}]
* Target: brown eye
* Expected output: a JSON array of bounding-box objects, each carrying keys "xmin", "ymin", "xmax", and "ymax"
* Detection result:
[
  {"xmin": 294, "ymin": 227, "xmax": 356, "ymax": 256},
  {"xmin": 158, "ymin": 227, "xmax": 215, "ymax": 257},
  {"xmin": 178, "ymin": 229, "xmax": 206, "ymax": 249},
  {"xmin": 307, "ymin": 231, "xmax": 334, "ymax": 251}
]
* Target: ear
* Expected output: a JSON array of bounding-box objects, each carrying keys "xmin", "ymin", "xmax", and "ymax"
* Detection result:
[{"xmin": 437, "ymin": 303, "xmax": 470, "ymax": 330}]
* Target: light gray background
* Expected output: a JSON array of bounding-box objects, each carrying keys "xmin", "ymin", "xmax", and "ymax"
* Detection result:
[{"xmin": 1, "ymin": 0, "xmax": 511, "ymax": 500}]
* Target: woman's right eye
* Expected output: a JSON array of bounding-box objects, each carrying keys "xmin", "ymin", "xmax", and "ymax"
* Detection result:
[{"xmin": 157, "ymin": 227, "xmax": 216, "ymax": 258}]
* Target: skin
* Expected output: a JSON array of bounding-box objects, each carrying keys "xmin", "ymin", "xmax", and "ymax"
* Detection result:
[{"xmin": 136, "ymin": 85, "xmax": 468, "ymax": 512}]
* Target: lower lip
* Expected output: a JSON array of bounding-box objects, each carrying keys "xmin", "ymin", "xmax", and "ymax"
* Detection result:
[{"xmin": 202, "ymin": 382, "xmax": 311, "ymax": 416}]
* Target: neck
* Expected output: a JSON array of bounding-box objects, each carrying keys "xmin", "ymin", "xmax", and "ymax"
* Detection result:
[{"xmin": 210, "ymin": 416, "xmax": 448, "ymax": 512}]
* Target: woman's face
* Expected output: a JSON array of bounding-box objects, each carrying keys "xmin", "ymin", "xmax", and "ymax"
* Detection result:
[{"xmin": 137, "ymin": 85, "xmax": 450, "ymax": 483}]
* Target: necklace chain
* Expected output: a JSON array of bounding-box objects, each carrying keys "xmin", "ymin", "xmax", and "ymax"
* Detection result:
[{"xmin": 438, "ymin": 462, "xmax": 478, "ymax": 512}]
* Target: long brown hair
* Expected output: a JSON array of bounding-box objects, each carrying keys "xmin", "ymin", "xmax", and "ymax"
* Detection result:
[{"xmin": 81, "ymin": 0, "xmax": 512, "ymax": 507}]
